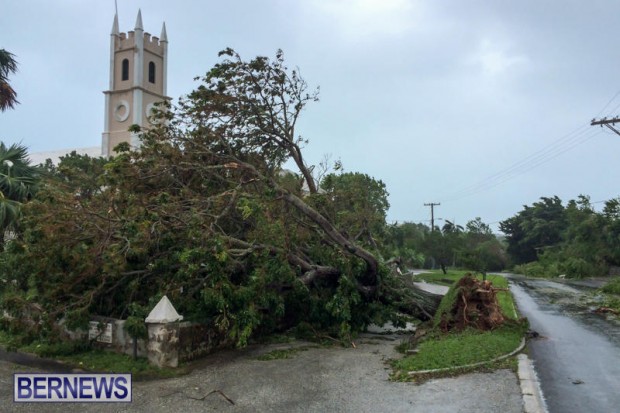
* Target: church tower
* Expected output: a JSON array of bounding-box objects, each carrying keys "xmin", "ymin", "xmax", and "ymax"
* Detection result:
[{"xmin": 102, "ymin": 10, "xmax": 169, "ymax": 157}]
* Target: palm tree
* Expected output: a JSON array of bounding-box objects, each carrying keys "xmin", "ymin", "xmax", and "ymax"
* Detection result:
[
  {"xmin": 0, "ymin": 143, "xmax": 39, "ymax": 239},
  {"xmin": 0, "ymin": 49, "xmax": 19, "ymax": 111}
]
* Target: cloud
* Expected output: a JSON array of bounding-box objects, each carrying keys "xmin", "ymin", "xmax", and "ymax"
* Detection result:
[
  {"xmin": 468, "ymin": 38, "xmax": 529, "ymax": 76},
  {"xmin": 306, "ymin": 0, "xmax": 423, "ymax": 40}
]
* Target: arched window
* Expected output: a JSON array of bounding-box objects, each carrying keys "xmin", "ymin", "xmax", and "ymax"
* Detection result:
[
  {"xmin": 148, "ymin": 62, "xmax": 156, "ymax": 84},
  {"xmin": 121, "ymin": 59, "xmax": 129, "ymax": 81}
]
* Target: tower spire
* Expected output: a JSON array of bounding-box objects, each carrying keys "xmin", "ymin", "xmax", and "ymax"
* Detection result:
[
  {"xmin": 111, "ymin": 12, "xmax": 119, "ymax": 35},
  {"xmin": 160, "ymin": 22, "xmax": 168, "ymax": 42},
  {"xmin": 135, "ymin": 9, "xmax": 144, "ymax": 31}
]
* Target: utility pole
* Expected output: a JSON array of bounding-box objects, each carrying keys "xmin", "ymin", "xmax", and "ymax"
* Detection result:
[
  {"xmin": 591, "ymin": 117, "xmax": 620, "ymax": 136},
  {"xmin": 424, "ymin": 202, "xmax": 441, "ymax": 231}
]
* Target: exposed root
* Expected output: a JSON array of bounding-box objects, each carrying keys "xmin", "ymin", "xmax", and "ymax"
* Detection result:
[{"xmin": 439, "ymin": 274, "xmax": 506, "ymax": 332}]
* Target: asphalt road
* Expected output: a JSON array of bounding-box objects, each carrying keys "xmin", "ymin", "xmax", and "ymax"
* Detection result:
[
  {"xmin": 510, "ymin": 277, "xmax": 620, "ymax": 413},
  {"xmin": 0, "ymin": 329, "xmax": 523, "ymax": 412}
]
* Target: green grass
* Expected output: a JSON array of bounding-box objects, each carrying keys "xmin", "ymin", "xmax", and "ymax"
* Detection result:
[
  {"xmin": 58, "ymin": 350, "xmax": 185, "ymax": 379},
  {"xmin": 0, "ymin": 331, "xmax": 185, "ymax": 379},
  {"xmin": 602, "ymin": 278, "xmax": 620, "ymax": 295},
  {"xmin": 392, "ymin": 323, "xmax": 524, "ymax": 374},
  {"xmin": 594, "ymin": 278, "xmax": 620, "ymax": 313}
]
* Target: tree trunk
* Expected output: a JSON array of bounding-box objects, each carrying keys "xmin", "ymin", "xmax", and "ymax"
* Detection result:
[
  {"xmin": 384, "ymin": 275, "xmax": 442, "ymax": 320},
  {"xmin": 440, "ymin": 261, "xmax": 447, "ymax": 275}
]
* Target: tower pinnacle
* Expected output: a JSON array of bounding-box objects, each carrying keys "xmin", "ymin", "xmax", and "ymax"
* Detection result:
[
  {"xmin": 135, "ymin": 9, "xmax": 143, "ymax": 31},
  {"xmin": 160, "ymin": 22, "xmax": 168, "ymax": 42},
  {"xmin": 111, "ymin": 12, "xmax": 119, "ymax": 35}
]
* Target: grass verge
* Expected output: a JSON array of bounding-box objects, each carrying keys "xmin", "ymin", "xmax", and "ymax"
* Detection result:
[
  {"xmin": 58, "ymin": 350, "xmax": 186, "ymax": 379},
  {"xmin": 590, "ymin": 278, "xmax": 620, "ymax": 314},
  {"xmin": 392, "ymin": 271, "xmax": 525, "ymax": 382},
  {"xmin": 392, "ymin": 324, "xmax": 524, "ymax": 372}
]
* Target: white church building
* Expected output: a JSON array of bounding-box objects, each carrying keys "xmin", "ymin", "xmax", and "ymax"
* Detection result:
[{"xmin": 30, "ymin": 10, "xmax": 169, "ymax": 165}]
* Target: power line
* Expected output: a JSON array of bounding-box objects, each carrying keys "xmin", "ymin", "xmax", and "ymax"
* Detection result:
[
  {"xmin": 432, "ymin": 89, "xmax": 620, "ymax": 204},
  {"xmin": 595, "ymin": 89, "xmax": 620, "ymax": 118},
  {"xmin": 440, "ymin": 127, "xmax": 600, "ymax": 203}
]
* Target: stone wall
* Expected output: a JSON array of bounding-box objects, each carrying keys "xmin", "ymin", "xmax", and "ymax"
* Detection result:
[
  {"xmin": 77, "ymin": 296, "xmax": 230, "ymax": 367},
  {"xmin": 178, "ymin": 322, "xmax": 229, "ymax": 362},
  {"xmin": 87, "ymin": 316, "xmax": 147, "ymax": 358}
]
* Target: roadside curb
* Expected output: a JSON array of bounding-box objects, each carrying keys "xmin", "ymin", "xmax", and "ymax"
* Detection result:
[{"xmin": 517, "ymin": 353, "xmax": 548, "ymax": 413}]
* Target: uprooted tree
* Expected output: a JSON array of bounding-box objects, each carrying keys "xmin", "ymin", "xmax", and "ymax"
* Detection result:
[
  {"xmin": 434, "ymin": 274, "xmax": 506, "ymax": 332},
  {"xmin": 0, "ymin": 49, "xmax": 440, "ymax": 346}
]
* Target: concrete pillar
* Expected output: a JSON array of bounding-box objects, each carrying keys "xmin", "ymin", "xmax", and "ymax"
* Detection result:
[{"xmin": 145, "ymin": 295, "xmax": 183, "ymax": 368}]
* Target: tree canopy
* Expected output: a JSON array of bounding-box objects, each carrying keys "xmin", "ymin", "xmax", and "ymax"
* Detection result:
[{"xmin": 500, "ymin": 194, "xmax": 620, "ymax": 278}]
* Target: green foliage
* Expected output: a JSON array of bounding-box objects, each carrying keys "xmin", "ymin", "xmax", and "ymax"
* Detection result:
[
  {"xmin": 0, "ymin": 143, "xmax": 40, "ymax": 235},
  {"xmin": 382, "ymin": 222, "xmax": 428, "ymax": 268},
  {"xmin": 0, "ymin": 50, "xmax": 417, "ymax": 350},
  {"xmin": 124, "ymin": 306, "xmax": 148, "ymax": 360},
  {"xmin": 0, "ymin": 49, "xmax": 19, "ymax": 111},
  {"xmin": 502, "ymin": 194, "xmax": 620, "ymax": 278},
  {"xmin": 382, "ymin": 217, "xmax": 506, "ymax": 274},
  {"xmin": 319, "ymin": 172, "xmax": 389, "ymax": 250},
  {"xmin": 500, "ymin": 196, "xmax": 566, "ymax": 265}
]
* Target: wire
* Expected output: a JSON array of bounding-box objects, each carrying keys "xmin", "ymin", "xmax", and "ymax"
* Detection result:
[
  {"xmin": 438, "ymin": 125, "xmax": 597, "ymax": 202},
  {"xmin": 596, "ymin": 89, "xmax": 620, "ymax": 118},
  {"xmin": 435, "ymin": 87, "xmax": 620, "ymax": 205}
]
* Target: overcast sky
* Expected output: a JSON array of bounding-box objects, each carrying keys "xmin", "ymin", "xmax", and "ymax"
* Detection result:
[{"xmin": 2, "ymin": 0, "xmax": 620, "ymax": 232}]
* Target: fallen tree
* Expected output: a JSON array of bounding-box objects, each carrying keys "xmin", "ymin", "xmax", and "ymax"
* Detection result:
[{"xmin": 0, "ymin": 50, "xmax": 439, "ymax": 346}]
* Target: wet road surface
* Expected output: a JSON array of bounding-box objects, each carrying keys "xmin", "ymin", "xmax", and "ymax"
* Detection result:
[
  {"xmin": 510, "ymin": 277, "xmax": 620, "ymax": 413},
  {"xmin": 0, "ymin": 332, "xmax": 523, "ymax": 413}
]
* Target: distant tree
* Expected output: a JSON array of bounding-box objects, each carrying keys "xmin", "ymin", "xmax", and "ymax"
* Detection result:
[
  {"xmin": 465, "ymin": 217, "xmax": 492, "ymax": 235},
  {"xmin": 461, "ymin": 217, "xmax": 505, "ymax": 278},
  {"xmin": 424, "ymin": 230, "xmax": 459, "ymax": 274},
  {"xmin": 382, "ymin": 222, "xmax": 428, "ymax": 269},
  {"xmin": 499, "ymin": 196, "xmax": 566, "ymax": 265},
  {"xmin": 442, "ymin": 220, "xmax": 464, "ymax": 234},
  {"xmin": 0, "ymin": 143, "xmax": 39, "ymax": 241},
  {"xmin": 0, "ymin": 49, "xmax": 19, "ymax": 111}
]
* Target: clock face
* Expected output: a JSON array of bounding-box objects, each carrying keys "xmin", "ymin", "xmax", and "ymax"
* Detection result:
[{"xmin": 114, "ymin": 100, "xmax": 130, "ymax": 122}]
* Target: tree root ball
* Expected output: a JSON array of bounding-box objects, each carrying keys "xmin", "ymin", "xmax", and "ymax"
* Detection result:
[{"xmin": 437, "ymin": 274, "xmax": 505, "ymax": 332}]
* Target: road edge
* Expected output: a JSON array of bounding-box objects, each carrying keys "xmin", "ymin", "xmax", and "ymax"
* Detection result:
[{"xmin": 517, "ymin": 353, "xmax": 548, "ymax": 413}]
